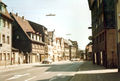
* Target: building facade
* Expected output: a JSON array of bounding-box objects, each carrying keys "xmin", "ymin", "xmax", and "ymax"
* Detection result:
[
  {"xmin": 28, "ymin": 21, "xmax": 48, "ymax": 61},
  {"xmin": 88, "ymin": 0, "xmax": 118, "ymax": 68},
  {"xmin": 0, "ymin": 1, "xmax": 13, "ymax": 66},
  {"xmin": 64, "ymin": 39, "xmax": 71, "ymax": 60},
  {"xmin": 85, "ymin": 42, "xmax": 92, "ymax": 61},
  {"xmin": 70, "ymin": 40, "xmax": 78, "ymax": 59},
  {"xmin": 47, "ymin": 31, "xmax": 55, "ymax": 61},
  {"xmin": 11, "ymin": 13, "xmax": 45, "ymax": 63},
  {"xmin": 116, "ymin": 0, "xmax": 120, "ymax": 71},
  {"xmin": 56, "ymin": 37, "xmax": 64, "ymax": 61}
]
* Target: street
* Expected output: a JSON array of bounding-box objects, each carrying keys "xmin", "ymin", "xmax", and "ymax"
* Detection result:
[{"xmin": 0, "ymin": 61, "xmax": 83, "ymax": 81}]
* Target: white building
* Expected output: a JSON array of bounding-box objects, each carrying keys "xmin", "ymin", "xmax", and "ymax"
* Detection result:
[{"xmin": 0, "ymin": 0, "xmax": 13, "ymax": 66}]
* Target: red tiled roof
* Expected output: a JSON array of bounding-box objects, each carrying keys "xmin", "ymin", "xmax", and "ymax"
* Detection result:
[{"xmin": 11, "ymin": 13, "xmax": 35, "ymax": 33}]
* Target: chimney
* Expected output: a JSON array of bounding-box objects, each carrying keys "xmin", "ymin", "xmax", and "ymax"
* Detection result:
[
  {"xmin": 16, "ymin": 13, "xmax": 18, "ymax": 16},
  {"xmin": 22, "ymin": 16, "xmax": 24, "ymax": 19}
]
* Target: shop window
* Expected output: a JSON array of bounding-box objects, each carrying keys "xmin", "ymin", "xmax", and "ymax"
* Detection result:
[{"xmin": 2, "ymin": 35, "xmax": 5, "ymax": 43}]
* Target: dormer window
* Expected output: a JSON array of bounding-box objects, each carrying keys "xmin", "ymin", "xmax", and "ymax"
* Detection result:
[{"xmin": 0, "ymin": 4, "xmax": 6, "ymax": 13}]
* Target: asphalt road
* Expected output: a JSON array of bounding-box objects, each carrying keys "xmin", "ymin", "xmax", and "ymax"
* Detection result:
[{"xmin": 0, "ymin": 61, "xmax": 83, "ymax": 81}]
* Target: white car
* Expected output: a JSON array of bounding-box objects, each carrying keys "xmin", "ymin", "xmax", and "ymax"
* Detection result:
[{"xmin": 42, "ymin": 59, "xmax": 52, "ymax": 64}]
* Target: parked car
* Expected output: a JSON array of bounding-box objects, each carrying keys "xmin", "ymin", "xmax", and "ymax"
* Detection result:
[
  {"xmin": 71, "ymin": 58, "xmax": 80, "ymax": 61},
  {"xmin": 42, "ymin": 59, "xmax": 52, "ymax": 64}
]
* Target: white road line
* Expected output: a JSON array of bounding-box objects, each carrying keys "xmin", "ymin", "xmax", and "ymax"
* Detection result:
[
  {"xmin": 6, "ymin": 73, "xmax": 30, "ymax": 80},
  {"xmin": 49, "ymin": 76, "xmax": 57, "ymax": 81},
  {"xmin": 0, "ymin": 74, "xmax": 12, "ymax": 77},
  {"xmin": 49, "ymin": 73, "xmax": 63, "ymax": 81},
  {"xmin": 27, "ymin": 67, "xmax": 44, "ymax": 72},
  {"xmin": 45, "ymin": 72, "xmax": 50, "ymax": 74},
  {"xmin": 25, "ymin": 76, "xmax": 36, "ymax": 81},
  {"xmin": 57, "ymin": 73, "xmax": 62, "ymax": 76}
]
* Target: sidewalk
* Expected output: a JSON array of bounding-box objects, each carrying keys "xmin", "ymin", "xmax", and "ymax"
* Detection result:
[
  {"xmin": 0, "ymin": 63, "xmax": 41, "ymax": 73},
  {"xmin": 70, "ymin": 61, "xmax": 119, "ymax": 81},
  {"xmin": 0, "ymin": 61, "xmax": 70, "ymax": 73}
]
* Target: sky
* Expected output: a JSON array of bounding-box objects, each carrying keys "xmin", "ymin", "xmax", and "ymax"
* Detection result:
[{"xmin": 3, "ymin": 0, "xmax": 91, "ymax": 50}]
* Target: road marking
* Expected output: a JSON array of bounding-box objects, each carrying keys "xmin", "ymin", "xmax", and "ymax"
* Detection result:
[
  {"xmin": 0, "ymin": 74, "xmax": 12, "ymax": 77},
  {"xmin": 45, "ymin": 72, "xmax": 50, "ymax": 74},
  {"xmin": 49, "ymin": 76, "xmax": 57, "ymax": 81},
  {"xmin": 25, "ymin": 76, "xmax": 36, "ymax": 81},
  {"xmin": 57, "ymin": 73, "xmax": 62, "ymax": 76},
  {"xmin": 6, "ymin": 73, "xmax": 30, "ymax": 80},
  {"xmin": 27, "ymin": 67, "xmax": 45, "ymax": 72},
  {"xmin": 49, "ymin": 73, "xmax": 63, "ymax": 81}
]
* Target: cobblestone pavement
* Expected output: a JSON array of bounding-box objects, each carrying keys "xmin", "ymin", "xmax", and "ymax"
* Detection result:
[{"xmin": 70, "ymin": 61, "xmax": 119, "ymax": 81}]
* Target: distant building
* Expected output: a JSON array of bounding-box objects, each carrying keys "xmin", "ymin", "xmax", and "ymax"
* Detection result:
[
  {"xmin": 10, "ymin": 13, "xmax": 45, "ymax": 63},
  {"xmin": 63, "ymin": 39, "xmax": 70, "ymax": 60},
  {"xmin": 69, "ymin": 40, "xmax": 78, "ymax": 59},
  {"xmin": 88, "ymin": 0, "xmax": 118, "ymax": 68},
  {"xmin": 0, "ymin": 1, "xmax": 13, "ymax": 66},
  {"xmin": 56, "ymin": 37, "xmax": 64, "ymax": 61},
  {"xmin": 28, "ymin": 21, "xmax": 48, "ymax": 61},
  {"xmin": 47, "ymin": 31, "xmax": 55, "ymax": 61},
  {"xmin": 85, "ymin": 42, "xmax": 92, "ymax": 61}
]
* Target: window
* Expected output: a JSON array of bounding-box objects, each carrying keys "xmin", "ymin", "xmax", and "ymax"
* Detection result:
[
  {"xmin": 4, "ymin": 53, "xmax": 6, "ymax": 61},
  {"xmin": 0, "ymin": 5, "xmax": 2, "ymax": 11},
  {"xmin": 0, "ymin": 18, "xmax": 2, "ymax": 27},
  {"xmin": 102, "ymin": 33, "xmax": 104, "ymax": 41},
  {"xmin": 32, "ymin": 34, "xmax": 34, "ymax": 39},
  {"xmin": 100, "ymin": 0, "xmax": 102, "ymax": 4},
  {"xmin": 3, "ymin": 19, "xmax": 5, "ymax": 27},
  {"xmin": 5, "ymin": 20, "xmax": 8, "ymax": 27},
  {"xmin": 0, "ymin": 4, "xmax": 5, "ymax": 13},
  {"xmin": 7, "ymin": 53, "xmax": 10, "ymax": 60},
  {"xmin": 39, "ymin": 36, "xmax": 41, "ymax": 41},
  {"xmin": 8, "ymin": 22, "xmax": 9, "ymax": 29},
  {"xmin": 0, "ymin": 53, "xmax": 2, "ymax": 61},
  {"xmin": 36, "ymin": 35, "xmax": 37, "ymax": 40},
  {"xmin": 2, "ymin": 35, "xmax": 5, "ymax": 43},
  {"xmin": 16, "ymin": 35, "xmax": 19, "ymax": 39},
  {"xmin": 0, "ymin": 33, "xmax": 1, "ymax": 43},
  {"xmin": 97, "ymin": 0, "xmax": 100, "ymax": 8},
  {"xmin": 8, "ymin": 23, "xmax": 11, "ymax": 29},
  {"xmin": 7, "ymin": 36, "xmax": 10, "ymax": 44},
  {"xmin": 101, "ymin": 13, "xmax": 104, "ymax": 22},
  {"xmin": 2, "ymin": 5, "xmax": 5, "ymax": 13}
]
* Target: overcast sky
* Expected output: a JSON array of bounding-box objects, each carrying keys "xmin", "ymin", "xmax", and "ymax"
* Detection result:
[{"xmin": 3, "ymin": 0, "xmax": 91, "ymax": 50}]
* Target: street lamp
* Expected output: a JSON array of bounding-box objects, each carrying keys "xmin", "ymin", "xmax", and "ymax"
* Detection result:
[{"xmin": 46, "ymin": 13, "xmax": 56, "ymax": 16}]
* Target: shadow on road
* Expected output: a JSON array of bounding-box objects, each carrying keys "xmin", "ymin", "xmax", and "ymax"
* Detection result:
[
  {"xmin": 34, "ymin": 62, "xmax": 81, "ymax": 72},
  {"xmin": 79, "ymin": 61, "xmax": 105, "ymax": 71},
  {"xmin": 34, "ymin": 61, "xmax": 106, "ymax": 72},
  {"xmin": 71, "ymin": 72, "xmax": 120, "ymax": 81},
  {"xmin": 70, "ymin": 61, "xmax": 119, "ymax": 81},
  {"xmin": 37, "ymin": 76, "xmax": 72, "ymax": 81}
]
